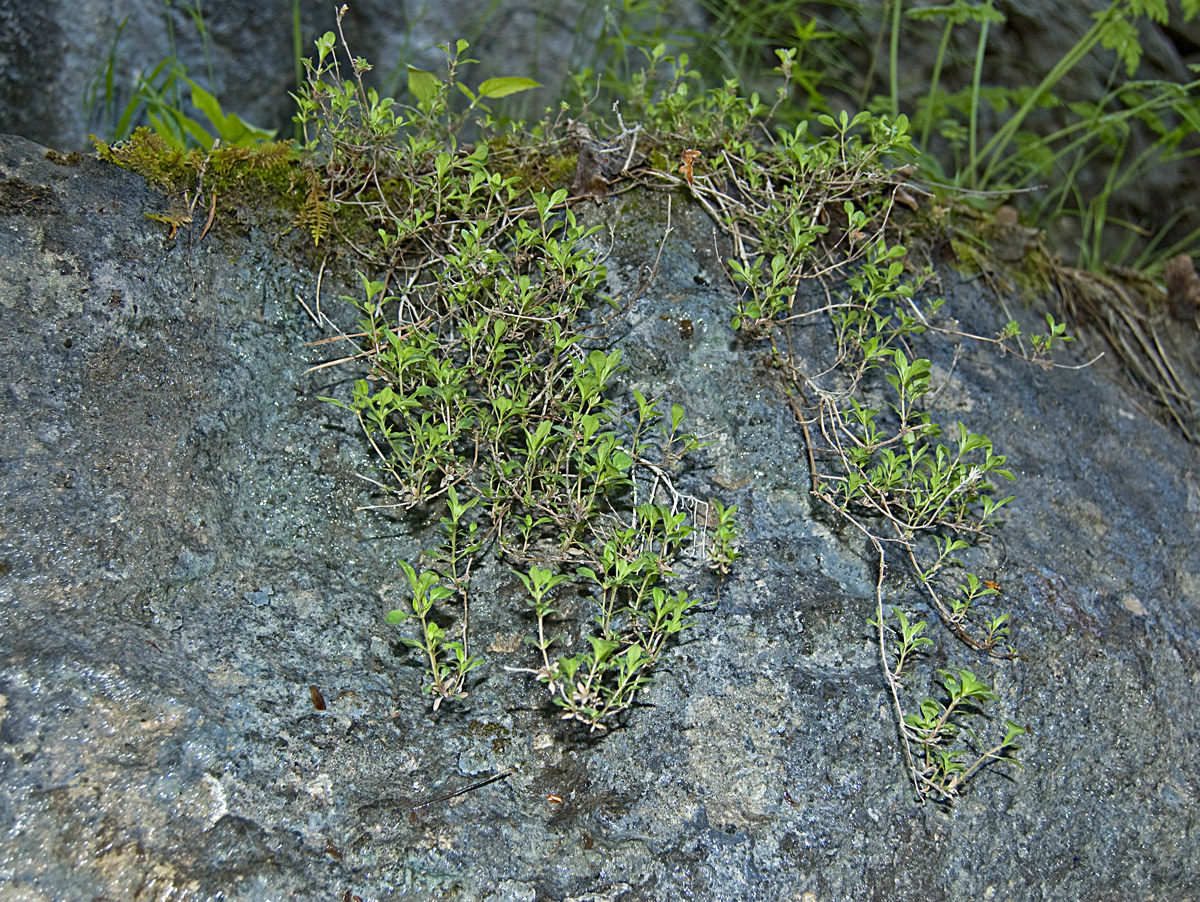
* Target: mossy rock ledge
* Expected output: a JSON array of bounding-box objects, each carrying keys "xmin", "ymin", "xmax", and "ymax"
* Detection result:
[{"xmin": 2, "ymin": 132, "xmax": 1199, "ymax": 901}]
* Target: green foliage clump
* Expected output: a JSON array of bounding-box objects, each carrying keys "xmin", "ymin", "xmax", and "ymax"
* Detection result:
[
  {"xmin": 298, "ymin": 21, "xmax": 731, "ymax": 730},
  {"xmin": 571, "ymin": 43, "xmax": 1051, "ymax": 800},
  {"xmin": 580, "ymin": 0, "xmax": 1199, "ymax": 271}
]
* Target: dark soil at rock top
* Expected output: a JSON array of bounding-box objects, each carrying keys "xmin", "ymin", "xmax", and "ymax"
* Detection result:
[{"xmin": 1, "ymin": 133, "xmax": 1199, "ymax": 901}]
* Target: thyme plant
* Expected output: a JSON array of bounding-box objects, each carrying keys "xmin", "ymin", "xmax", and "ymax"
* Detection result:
[{"xmin": 297, "ymin": 17, "xmax": 731, "ymax": 729}]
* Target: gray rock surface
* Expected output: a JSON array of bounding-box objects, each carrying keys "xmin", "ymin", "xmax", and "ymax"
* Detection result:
[{"xmin": 2, "ymin": 132, "xmax": 1199, "ymax": 900}]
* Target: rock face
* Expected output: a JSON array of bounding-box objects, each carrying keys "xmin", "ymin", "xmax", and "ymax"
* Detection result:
[{"xmin": 2, "ymin": 133, "xmax": 1200, "ymax": 900}]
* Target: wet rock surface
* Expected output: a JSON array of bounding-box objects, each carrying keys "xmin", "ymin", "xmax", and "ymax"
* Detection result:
[{"xmin": 1, "ymin": 133, "xmax": 1199, "ymax": 900}]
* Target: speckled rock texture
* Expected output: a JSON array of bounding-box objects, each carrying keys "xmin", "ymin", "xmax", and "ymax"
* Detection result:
[{"xmin": 1, "ymin": 133, "xmax": 1199, "ymax": 901}]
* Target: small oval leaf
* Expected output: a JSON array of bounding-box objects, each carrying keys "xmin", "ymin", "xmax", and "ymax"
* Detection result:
[
  {"xmin": 407, "ymin": 66, "xmax": 440, "ymax": 106},
  {"xmin": 477, "ymin": 76, "xmax": 542, "ymax": 99}
]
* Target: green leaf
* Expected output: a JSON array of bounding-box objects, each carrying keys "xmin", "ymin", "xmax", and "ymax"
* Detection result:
[
  {"xmin": 1003, "ymin": 720, "xmax": 1028, "ymax": 747},
  {"xmin": 477, "ymin": 76, "xmax": 543, "ymax": 99},
  {"xmin": 622, "ymin": 643, "xmax": 645, "ymax": 669},
  {"xmin": 184, "ymin": 78, "xmax": 275, "ymax": 146},
  {"xmin": 588, "ymin": 636, "xmax": 621, "ymax": 663},
  {"xmin": 315, "ymin": 32, "xmax": 336, "ymax": 63},
  {"xmin": 428, "ymin": 584, "xmax": 455, "ymax": 603},
  {"xmin": 408, "ymin": 66, "xmax": 440, "ymax": 106},
  {"xmin": 218, "ymin": 111, "xmax": 277, "ymax": 146},
  {"xmin": 187, "ymin": 80, "xmax": 227, "ymax": 132},
  {"xmin": 670, "ymin": 403, "xmax": 686, "ymax": 433}
]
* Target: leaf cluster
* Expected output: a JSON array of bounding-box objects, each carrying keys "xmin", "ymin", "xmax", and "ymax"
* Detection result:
[{"xmin": 302, "ymin": 18, "xmax": 737, "ymax": 728}]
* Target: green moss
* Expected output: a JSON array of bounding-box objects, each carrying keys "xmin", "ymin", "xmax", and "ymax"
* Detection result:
[
  {"xmin": 92, "ymin": 127, "xmax": 312, "ymax": 243},
  {"xmin": 93, "ymin": 127, "xmax": 299, "ymax": 205}
]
